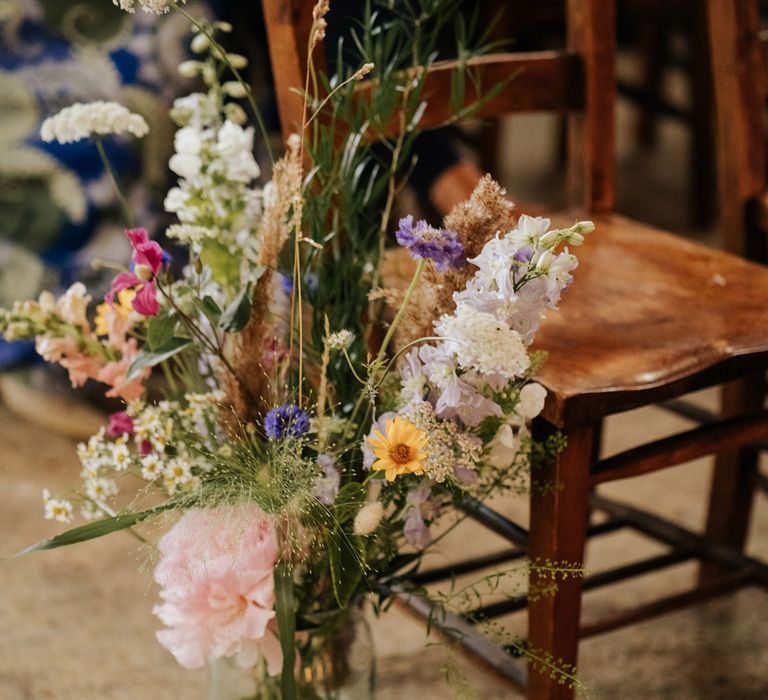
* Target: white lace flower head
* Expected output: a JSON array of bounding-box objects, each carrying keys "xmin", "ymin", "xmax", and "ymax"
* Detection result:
[
  {"xmin": 40, "ymin": 101, "xmax": 149, "ymax": 144},
  {"xmin": 112, "ymin": 0, "xmax": 186, "ymax": 14}
]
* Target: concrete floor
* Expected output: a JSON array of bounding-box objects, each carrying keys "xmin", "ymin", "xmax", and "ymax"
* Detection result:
[{"xmin": 2, "ymin": 62, "xmax": 768, "ymax": 700}]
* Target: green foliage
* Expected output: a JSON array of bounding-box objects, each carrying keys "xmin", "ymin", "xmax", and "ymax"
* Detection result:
[
  {"xmin": 11, "ymin": 505, "xmax": 172, "ymax": 557},
  {"xmin": 274, "ymin": 561, "xmax": 298, "ymax": 700},
  {"xmin": 127, "ymin": 337, "xmax": 193, "ymax": 380},
  {"xmin": 217, "ymin": 279, "xmax": 256, "ymax": 332},
  {"xmin": 327, "ymin": 528, "xmax": 366, "ymax": 607}
]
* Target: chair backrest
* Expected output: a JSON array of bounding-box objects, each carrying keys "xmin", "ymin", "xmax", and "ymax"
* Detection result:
[
  {"xmin": 705, "ymin": 0, "xmax": 768, "ymax": 257},
  {"xmin": 262, "ymin": 0, "xmax": 616, "ymax": 215}
]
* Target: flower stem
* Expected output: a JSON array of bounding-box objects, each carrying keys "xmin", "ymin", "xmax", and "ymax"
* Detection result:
[
  {"xmin": 169, "ymin": 1, "xmax": 274, "ymax": 166},
  {"xmin": 94, "ymin": 136, "xmax": 134, "ymax": 228},
  {"xmin": 375, "ymin": 257, "xmax": 425, "ymax": 364}
]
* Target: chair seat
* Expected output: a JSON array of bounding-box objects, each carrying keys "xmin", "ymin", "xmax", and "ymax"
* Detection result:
[{"xmin": 535, "ymin": 213, "xmax": 768, "ymax": 426}]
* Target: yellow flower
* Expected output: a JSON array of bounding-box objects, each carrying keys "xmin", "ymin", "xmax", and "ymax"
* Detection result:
[
  {"xmin": 94, "ymin": 288, "xmax": 136, "ymax": 336},
  {"xmin": 367, "ymin": 416, "xmax": 429, "ymax": 481}
]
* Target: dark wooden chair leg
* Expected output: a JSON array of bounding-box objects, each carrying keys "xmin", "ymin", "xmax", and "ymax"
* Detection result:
[
  {"xmin": 698, "ymin": 377, "xmax": 764, "ymax": 584},
  {"xmin": 528, "ymin": 422, "xmax": 594, "ymax": 700}
]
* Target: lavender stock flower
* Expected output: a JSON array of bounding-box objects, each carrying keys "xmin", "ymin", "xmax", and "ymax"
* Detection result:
[
  {"xmin": 396, "ymin": 215, "xmax": 464, "ymax": 272},
  {"xmin": 264, "ymin": 403, "xmax": 310, "ymax": 440}
]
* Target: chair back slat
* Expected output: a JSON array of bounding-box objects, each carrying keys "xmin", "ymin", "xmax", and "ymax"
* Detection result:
[
  {"xmin": 354, "ymin": 51, "xmax": 584, "ymax": 131},
  {"xmin": 262, "ymin": 0, "xmax": 617, "ymax": 214},
  {"xmin": 262, "ymin": 0, "xmax": 324, "ymax": 137},
  {"xmin": 707, "ymin": 0, "xmax": 767, "ymax": 256}
]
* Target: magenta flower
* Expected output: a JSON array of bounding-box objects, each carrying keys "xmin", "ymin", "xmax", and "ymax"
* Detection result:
[
  {"xmin": 107, "ymin": 411, "xmax": 134, "ymax": 438},
  {"xmin": 107, "ymin": 228, "xmax": 167, "ymax": 317}
]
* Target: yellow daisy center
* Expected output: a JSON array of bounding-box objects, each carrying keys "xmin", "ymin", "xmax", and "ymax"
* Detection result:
[{"xmin": 389, "ymin": 443, "xmax": 413, "ymax": 464}]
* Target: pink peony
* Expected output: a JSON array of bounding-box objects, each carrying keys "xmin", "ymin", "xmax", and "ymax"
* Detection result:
[{"xmin": 153, "ymin": 505, "xmax": 282, "ymax": 674}]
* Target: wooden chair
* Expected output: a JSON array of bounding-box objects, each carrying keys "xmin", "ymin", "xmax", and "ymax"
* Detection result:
[{"xmin": 262, "ymin": 1, "xmax": 768, "ymax": 697}]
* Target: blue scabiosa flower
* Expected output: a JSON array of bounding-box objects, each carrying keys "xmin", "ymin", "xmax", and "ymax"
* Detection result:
[
  {"xmin": 264, "ymin": 403, "xmax": 310, "ymax": 440},
  {"xmin": 396, "ymin": 215, "xmax": 465, "ymax": 272}
]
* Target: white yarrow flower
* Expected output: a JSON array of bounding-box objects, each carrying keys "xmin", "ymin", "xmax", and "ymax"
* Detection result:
[
  {"xmin": 112, "ymin": 0, "xmax": 186, "ymax": 14},
  {"xmin": 436, "ymin": 304, "xmax": 529, "ymax": 380},
  {"xmin": 40, "ymin": 101, "xmax": 149, "ymax": 144}
]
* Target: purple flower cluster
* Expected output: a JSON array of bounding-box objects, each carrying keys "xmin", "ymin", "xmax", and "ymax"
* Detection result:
[
  {"xmin": 396, "ymin": 215, "xmax": 465, "ymax": 272},
  {"xmin": 264, "ymin": 403, "xmax": 310, "ymax": 440}
]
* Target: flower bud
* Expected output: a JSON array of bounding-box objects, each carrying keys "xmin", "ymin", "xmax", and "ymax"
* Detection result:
[
  {"xmin": 226, "ymin": 53, "xmax": 248, "ymax": 70},
  {"xmin": 178, "ymin": 60, "xmax": 202, "ymax": 78},
  {"xmin": 575, "ymin": 220, "xmax": 595, "ymax": 233},
  {"xmin": 213, "ymin": 20, "xmax": 233, "ymax": 33},
  {"xmin": 535, "ymin": 249, "xmax": 554, "ymax": 272},
  {"xmin": 353, "ymin": 502, "xmax": 384, "ymax": 535},
  {"xmin": 190, "ymin": 33, "xmax": 209, "ymax": 54},
  {"xmin": 222, "ymin": 81, "xmax": 247, "ymax": 98},
  {"xmin": 224, "ymin": 103, "xmax": 247, "ymax": 125},
  {"xmin": 567, "ymin": 231, "xmax": 585, "ymax": 246},
  {"xmin": 538, "ymin": 230, "xmax": 560, "ymax": 248}
]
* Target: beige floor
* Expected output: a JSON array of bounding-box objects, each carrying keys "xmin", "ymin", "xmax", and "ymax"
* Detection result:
[
  {"xmin": 2, "ymin": 391, "xmax": 768, "ymax": 699},
  {"xmin": 2, "ymin": 58, "xmax": 768, "ymax": 700}
]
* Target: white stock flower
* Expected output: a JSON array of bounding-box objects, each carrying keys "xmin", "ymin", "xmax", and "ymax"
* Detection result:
[
  {"xmin": 166, "ymin": 224, "xmax": 213, "ymax": 243},
  {"xmin": 215, "ymin": 121, "xmax": 260, "ymax": 182},
  {"xmin": 40, "ymin": 101, "xmax": 149, "ymax": 144},
  {"xmin": 353, "ymin": 501, "xmax": 384, "ymax": 535},
  {"xmin": 169, "ymin": 126, "xmax": 204, "ymax": 180}
]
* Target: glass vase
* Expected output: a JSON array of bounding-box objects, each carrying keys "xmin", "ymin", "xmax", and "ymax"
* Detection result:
[{"xmin": 208, "ymin": 606, "xmax": 375, "ymax": 700}]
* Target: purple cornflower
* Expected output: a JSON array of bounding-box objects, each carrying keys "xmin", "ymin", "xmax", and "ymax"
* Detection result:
[
  {"xmin": 396, "ymin": 215, "xmax": 465, "ymax": 272},
  {"xmin": 264, "ymin": 403, "xmax": 310, "ymax": 440}
]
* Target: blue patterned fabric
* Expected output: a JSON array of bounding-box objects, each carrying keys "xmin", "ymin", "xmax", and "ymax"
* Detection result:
[{"xmin": 0, "ymin": 0, "xmax": 205, "ymax": 367}]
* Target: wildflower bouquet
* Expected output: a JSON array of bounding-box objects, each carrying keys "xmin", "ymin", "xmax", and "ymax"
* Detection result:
[{"xmin": 3, "ymin": 1, "xmax": 594, "ymax": 697}]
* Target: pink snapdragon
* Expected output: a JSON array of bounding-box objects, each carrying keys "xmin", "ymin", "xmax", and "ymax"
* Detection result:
[
  {"xmin": 97, "ymin": 338, "xmax": 149, "ymax": 402},
  {"xmin": 107, "ymin": 411, "xmax": 134, "ymax": 438},
  {"xmin": 107, "ymin": 228, "xmax": 167, "ymax": 317},
  {"xmin": 153, "ymin": 505, "xmax": 282, "ymax": 674}
]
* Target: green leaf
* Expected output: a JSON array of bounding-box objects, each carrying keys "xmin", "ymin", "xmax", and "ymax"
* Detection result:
[
  {"xmin": 10, "ymin": 506, "xmax": 169, "ymax": 558},
  {"xmin": 199, "ymin": 295, "xmax": 222, "ymax": 325},
  {"xmin": 326, "ymin": 528, "xmax": 365, "ymax": 607},
  {"xmin": 126, "ymin": 337, "xmax": 193, "ymax": 380},
  {"xmin": 333, "ymin": 482, "xmax": 367, "ymax": 524},
  {"xmin": 217, "ymin": 276, "xmax": 259, "ymax": 333},
  {"xmin": 146, "ymin": 314, "xmax": 176, "ymax": 351},
  {"xmin": 200, "ymin": 239, "xmax": 240, "ymax": 289},
  {"xmin": 274, "ymin": 561, "xmax": 298, "ymax": 700}
]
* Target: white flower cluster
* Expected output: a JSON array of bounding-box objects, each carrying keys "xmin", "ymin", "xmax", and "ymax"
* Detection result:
[
  {"xmin": 455, "ymin": 215, "xmax": 593, "ymax": 345},
  {"xmin": 404, "ymin": 215, "xmax": 592, "ymax": 427},
  {"xmin": 112, "ymin": 0, "xmax": 185, "ymax": 14},
  {"xmin": 54, "ymin": 391, "xmax": 226, "ymax": 525},
  {"xmin": 42, "ymin": 489, "xmax": 74, "ymax": 523},
  {"xmin": 40, "ymin": 101, "xmax": 149, "ymax": 144},
  {"xmin": 403, "ymin": 401, "xmax": 483, "ymax": 483},
  {"xmin": 164, "ymin": 93, "xmax": 264, "ymax": 280},
  {"xmin": 327, "ymin": 329, "xmax": 354, "ymax": 351}
]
